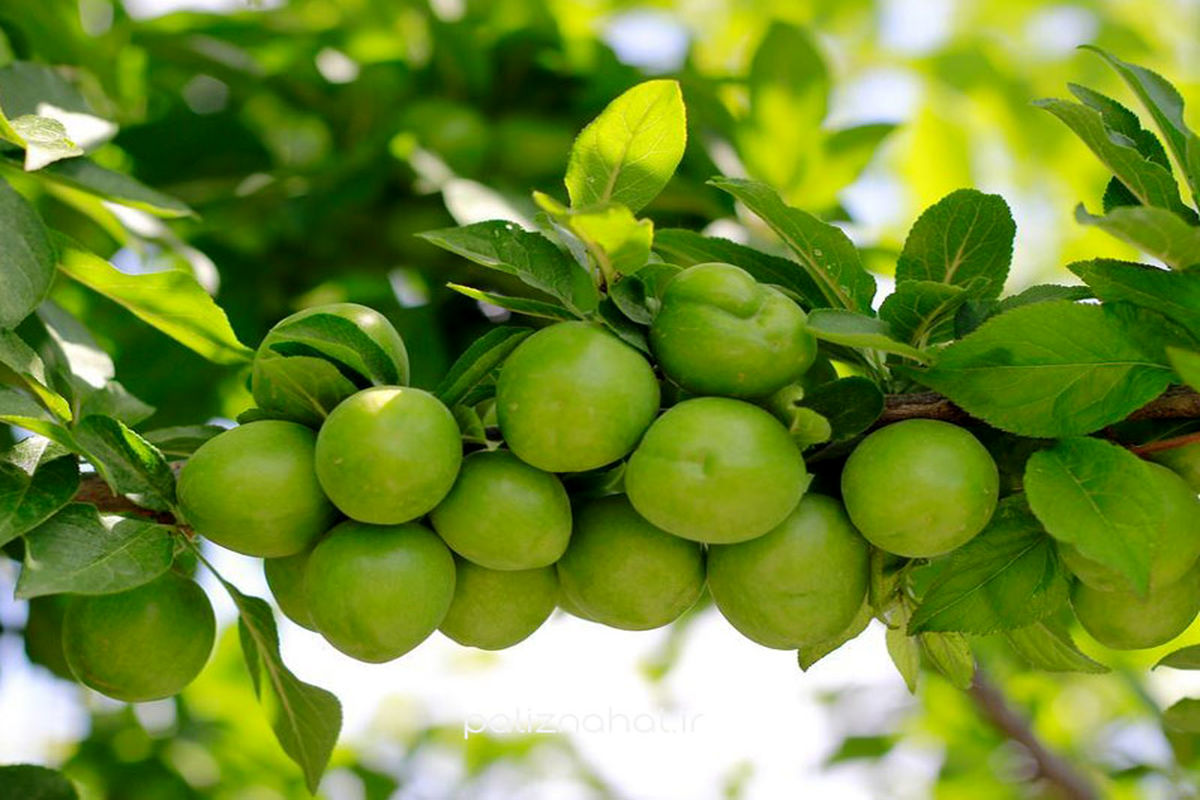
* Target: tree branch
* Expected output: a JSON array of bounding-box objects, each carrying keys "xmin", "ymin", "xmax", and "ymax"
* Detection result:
[
  {"xmin": 73, "ymin": 467, "xmax": 179, "ymax": 524},
  {"xmin": 968, "ymin": 670, "xmax": 1098, "ymax": 800}
]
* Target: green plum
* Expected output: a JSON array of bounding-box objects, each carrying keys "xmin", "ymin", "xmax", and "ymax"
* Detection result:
[
  {"xmin": 315, "ymin": 386, "xmax": 462, "ymax": 524},
  {"xmin": 430, "ymin": 450, "xmax": 571, "ymax": 570},
  {"xmin": 496, "ymin": 322, "xmax": 660, "ymax": 472},
  {"xmin": 178, "ymin": 421, "xmax": 337, "ymax": 558},
  {"xmin": 63, "ymin": 572, "xmax": 216, "ymax": 702},
  {"xmin": 1072, "ymin": 564, "xmax": 1200, "ymax": 650},
  {"xmin": 252, "ymin": 302, "xmax": 410, "ymax": 427},
  {"xmin": 556, "ymin": 495, "xmax": 705, "ymax": 630},
  {"xmin": 23, "ymin": 595, "xmax": 73, "ymax": 680},
  {"xmin": 1150, "ymin": 441, "xmax": 1200, "ymax": 493},
  {"xmin": 650, "ymin": 262, "xmax": 817, "ymax": 398},
  {"xmin": 1058, "ymin": 461, "xmax": 1200, "ymax": 592},
  {"xmin": 264, "ymin": 547, "xmax": 318, "ymax": 631},
  {"xmin": 305, "ymin": 520, "xmax": 455, "ymax": 662},
  {"xmin": 707, "ymin": 494, "xmax": 869, "ymax": 649},
  {"xmin": 439, "ymin": 559, "xmax": 559, "ymax": 649},
  {"xmin": 841, "ymin": 419, "xmax": 999, "ymax": 558},
  {"xmin": 625, "ymin": 397, "xmax": 808, "ymax": 543}
]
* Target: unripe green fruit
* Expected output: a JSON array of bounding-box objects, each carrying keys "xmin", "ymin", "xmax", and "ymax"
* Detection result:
[
  {"xmin": 707, "ymin": 494, "xmax": 869, "ymax": 649},
  {"xmin": 841, "ymin": 419, "xmax": 999, "ymax": 558},
  {"xmin": 1058, "ymin": 462, "xmax": 1200, "ymax": 592},
  {"xmin": 556, "ymin": 495, "xmax": 705, "ymax": 630},
  {"xmin": 264, "ymin": 548, "xmax": 317, "ymax": 631},
  {"xmin": 497, "ymin": 322, "xmax": 660, "ymax": 473},
  {"xmin": 252, "ymin": 303, "xmax": 410, "ymax": 427},
  {"xmin": 24, "ymin": 595, "xmax": 73, "ymax": 680},
  {"xmin": 650, "ymin": 262, "xmax": 817, "ymax": 398},
  {"xmin": 439, "ymin": 559, "xmax": 559, "ymax": 650},
  {"xmin": 1150, "ymin": 441, "xmax": 1200, "ymax": 493},
  {"xmin": 315, "ymin": 387, "xmax": 462, "ymax": 524},
  {"xmin": 62, "ymin": 572, "xmax": 216, "ymax": 702},
  {"xmin": 1072, "ymin": 564, "xmax": 1200, "ymax": 650},
  {"xmin": 625, "ymin": 397, "xmax": 808, "ymax": 543},
  {"xmin": 179, "ymin": 421, "xmax": 337, "ymax": 558},
  {"xmin": 430, "ymin": 450, "xmax": 571, "ymax": 570},
  {"xmin": 557, "ymin": 590, "xmax": 597, "ymax": 622},
  {"xmin": 305, "ymin": 520, "xmax": 455, "ymax": 662}
]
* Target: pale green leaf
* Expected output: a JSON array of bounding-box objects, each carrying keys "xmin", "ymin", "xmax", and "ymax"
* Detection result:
[{"xmin": 805, "ymin": 309, "xmax": 930, "ymax": 363}]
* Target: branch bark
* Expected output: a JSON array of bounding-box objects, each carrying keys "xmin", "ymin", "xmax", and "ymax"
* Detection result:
[{"xmin": 968, "ymin": 670, "xmax": 1098, "ymax": 800}]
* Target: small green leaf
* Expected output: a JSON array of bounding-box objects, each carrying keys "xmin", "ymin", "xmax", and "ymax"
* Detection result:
[
  {"xmin": 913, "ymin": 301, "xmax": 1172, "ymax": 437},
  {"xmin": 878, "ymin": 281, "xmax": 968, "ymax": 346},
  {"xmin": 909, "ymin": 497, "xmax": 1069, "ymax": 635},
  {"xmin": 73, "ymin": 415, "xmax": 176, "ymax": 512},
  {"xmin": 1165, "ymin": 699, "xmax": 1200, "ymax": 733},
  {"xmin": 885, "ymin": 618, "xmax": 920, "ymax": 693},
  {"xmin": 797, "ymin": 599, "xmax": 872, "ymax": 670},
  {"xmin": 1068, "ymin": 83, "xmax": 1171, "ymax": 168},
  {"xmin": 0, "ymin": 764, "xmax": 79, "ymax": 800},
  {"xmin": 562, "ymin": 202, "xmax": 653, "ymax": 281},
  {"xmin": 919, "ymin": 632, "xmax": 975, "ymax": 690},
  {"xmin": 0, "ymin": 176, "xmax": 54, "ymax": 329},
  {"xmin": 596, "ymin": 297, "xmax": 650, "ymax": 353},
  {"xmin": 608, "ymin": 263, "xmax": 680, "ymax": 325},
  {"xmin": 16, "ymin": 156, "xmax": 193, "ymax": 218},
  {"xmin": 1003, "ymin": 621, "xmax": 1108, "ymax": 673},
  {"xmin": 0, "ymin": 330, "xmax": 72, "ymax": 421},
  {"xmin": 895, "ymin": 189, "xmax": 1015, "ymax": 300},
  {"xmin": 565, "ymin": 79, "xmax": 687, "ymax": 213},
  {"xmin": 11, "ymin": 114, "xmax": 83, "ymax": 170},
  {"xmin": 1156, "ymin": 645, "xmax": 1200, "ymax": 670},
  {"xmin": 54, "ymin": 238, "xmax": 253, "ymax": 365},
  {"xmin": 0, "ymin": 386, "xmax": 74, "ymax": 447},
  {"xmin": 1070, "ymin": 259, "xmax": 1200, "ymax": 340},
  {"xmin": 1076, "ymin": 205, "xmax": 1200, "ymax": 270},
  {"xmin": 0, "ymin": 436, "xmax": 79, "ymax": 547},
  {"xmin": 143, "ymin": 425, "xmax": 226, "ymax": 457},
  {"xmin": 435, "ymin": 326, "xmax": 532, "ymax": 408},
  {"xmin": 1168, "ymin": 346, "xmax": 1200, "ymax": 390},
  {"xmin": 252, "ymin": 356, "xmax": 358, "ymax": 428},
  {"xmin": 709, "ymin": 177, "xmax": 876, "ymax": 313},
  {"xmin": 268, "ymin": 313, "xmax": 401, "ymax": 386},
  {"xmin": 652, "ymin": 228, "xmax": 828, "ymax": 310},
  {"xmin": 1025, "ymin": 437, "xmax": 1172, "ymax": 595},
  {"xmin": 418, "ymin": 221, "xmax": 598, "ymax": 314},
  {"xmin": 799, "ymin": 376, "xmax": 884, "ymax": 441},
  {"xmin": 16, "ymin": 504, "xmax": 173, "ymax": 598},
  {"xmin": 447, "ymin": 283, "xmax": 577, "ymax": 321},
  {"xmin": 805, "ymin": 309, "xmax": 930, "ymax": 363}
]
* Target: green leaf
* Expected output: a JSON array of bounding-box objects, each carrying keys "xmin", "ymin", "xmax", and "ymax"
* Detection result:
[
  {"xmin": 447, "ymin": 283, "xmax": 577, "ymax": 321},
  {"xmin": 268, "ymin": 313, "xmax": 401, "ymax": 385},
  {"xmin": 799, "ymin": 376, "xmax": 884, "ymax": 441},
  {"xmin": 143, "ymin": 424, "xmax": 225, "ymax": 457},
  {"xmin": 1165, "ymin": 699, "xmax": 1200, "ymax": 733},
  {"xmin": 895, "ymin": 189, "xmax": 1015, "ymax": 300},
  {"xmin": 10, "ymin": 114, "xmax": 84, "ymax": 171},
  {"xmin": 54, "ymin": 239, "xmax": 253, "ymax": 365},
  {"xmin": 252, "ymin": 356, "xmax": 358, "ymax": 427},
  {"xmin": 878, "ymin": 281, "xmax": 968, "ymax": 346},
  {"xmin": 221, "ymin": 579, "xmax": 341, "ymax": 793},
  {"xmin": 1069, "ymin": 259, "xmax": 1200, "ymax": 340},
  {"xmin": 0, "ymin": 764, "xmax": 79, "ymax": 800},
  {"xmin": 73, "ymin": 415, "xmax": 176, "ymax": 512},
  {"xmin": 565, "ymin": 79, "xmax": 686, "ymax": 213},
  {"xmin": 1168, "ymin": 347, "xmax": 1200, "ymax": 390},
  {"xmin": 0, "ymin": 176, "xmax": 54, "ymax": 329},
  {"xmin": 1025, "ymin": 437, "xmax": 1172, "ymax": 595},
  {"xmin": 13, "ymin": 157, "xmax": 193, "ymax": 218},
  {"xmin": 1069, "ymin": 83, "xmax": 1171, "ymax": 168},
  {"xmin": 418, "ymin": 221, "xmax": 598, "ymax": 314},
  {"xmin": 16, "ymin": 504, "xmax": 173, "ymax": 598},
  {"xmin": 1034, "ymin": 97, "xmax": 1186, "ymax": 212},
  {"xmin": 608, "ymin": 263, "xmax": 680, "ymax": 325},
  {"xmin": 909, "ymin": 497, "xmax": 1069, "ymax": 635},
  {"xmin": 955, "ymin": 284, "xmax": 1093, "ymax": 338},
  {"xmin": 0, "ymin": 386, "xmax": 73, "ymax": 447},
  {"xmin": 435, "ymin": 326, "xmax": 532, "ymax": 407},
  {"xmin": 1004, "ymin": 621, "xmax": 1108, "ymax": 673},
  {"xmin": 709, "ymin": 177, "xmax": 876, "ymax": 312},
  {"xmin": 1156, "ymin": 645, "xmax": 1200, "ymax": 670},
  {"xmin": 0, "ymin": 330, "xmax": 72, "ymax": 420},
  {"xmin": 596, "ymin": 296, "xmax": 650, "ymax": 353},
  {"xmin": 885, "ymin": 612, "xmax": 920, "ymax": 693},
  {"xmin": 562, "ymin": 202, "xmax": 653, "ymax": 281},
  {"xmin": 1075, "ymin": 205, "xmax": 1200, "ymax": 270},
  {"xmin": 652, "ymin": 228, "xmax": 828, "ymax": 310},
  {"xmin": 919, "ymin": 632, "xmax": 975, "ymax": 690},
  {"xmin": 912, "ymin": 301, "xmax": 1172, "ymax": 437},
  {"xmin": 797, "ymin": 599, "xmax": 872, "ymax": 670},
  {"xmin": 805, "ymin": 309, "xmax": 930, "ymax": 363},
  {"xmin": 0, "ymin": 436, "xmax": 79, "ymax": 547}
]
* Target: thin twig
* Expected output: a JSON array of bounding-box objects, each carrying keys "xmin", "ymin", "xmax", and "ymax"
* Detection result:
[
  {"xmin": 1128, "ymin": 430, "xmax": 1200, "ymax": 456},
  {"xmin": 878, "ymin": 386, "xmax": 1200, "ymax": 427}
]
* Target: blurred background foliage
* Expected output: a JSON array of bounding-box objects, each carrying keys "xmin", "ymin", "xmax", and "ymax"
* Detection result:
[{"xmin": 2, "ymin": 0, "xmax": 1200, "ymax": 797}]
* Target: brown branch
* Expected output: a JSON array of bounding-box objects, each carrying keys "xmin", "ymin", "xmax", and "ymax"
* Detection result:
[
  {"xmin": 1129, "ymin": 430, "xmax": 1200, "ymax": 456},
  {"xmin": 73, "ymin": 466, "xmax": 180, "ymax": 524},
  {"xmin": 968, "ymin": 671, "xmax": 1098, "ymax": 800},
  {"xmin": 878, "ymin": 386, "xmax": 1200, "ymax": 427}
]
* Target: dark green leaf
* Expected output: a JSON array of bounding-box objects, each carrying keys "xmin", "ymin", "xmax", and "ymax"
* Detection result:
[
  {"xmin": 1157, "ymin": 645, "xmax": 1200, "ymax": 670},
  {"xmin": 878, "ymin": 281, "xmax": 968, "ymax": 346},
  {"xmin": 797, "ymin": 599, "xmax": 872, "ymax": 670},
  {"xmin": 418, "ymin": 221, "xmax": 598, "ymax": 314},
  {"xmin": 1025, "ymin": 437, "xmax": 1171, "ymax": 595},
  {"xmin": 1070, "ymin": 259, "xmax": 1200, "ymax": 340},
  {"xmin": 252, "ymin": 356, "xmax": 358, "ymax": 427},
  {"xmin": 269, "ymin": 312, "xmax": 401, "ymax": 385},
  {"xmin": 0, "ymin": 764, "xmax": 79, "ymax": 800},
  {"xmin": 23, "ymin": 157, "xmax": 193, "ymax": 218},
  {"xmin": 0, "ymin": 436, "xmax": 78, "ymax": 547},
  {"xmin": 652, "ymin": 228, "xmax": 827, "ymax": 310},
  {"xmin": 799, "ymin": 376, "xmax": 884, "ymax": 441},
  {"xmin": 55, "ymin": 239, "xmax": 253, "ymax": 365},
  {"xmin": 1004, "ymin": 621, "xmax": 1108, "ymax": 673},
  {"xmin": 435, "ymin": 326, "xmax": 532, "ymax": 407},
  {"xmin": 608, "ymin": 263, "xmax": 680, "ymax": 325},
  {"xmin": 1165, "ymin": 699, "xmax": 1200, "ymax": 733},
  {"xmin": 596, "ymin": 297, "xmax": 650, "ymax": 353},
  {"xmin": 709, "ymin": 177, "xmax": 876, "ymax": 312},
  {"xmin": 1068, "ymin": 83, "xmax": 1170, "ymax": 168},
  {"xmin": 143, "ymin": 424, "xmax": 226, "ymax": 457},
  {"xmin": 447, "ymin": 283, "xmax": 577, "ymax": 321},
  {"xmin": 913, "ymin": 301, "xmax": 1172, "ymax": 437},
  {"xmin": 16, "ymin": 504, "xmax": 173, "ymax": 598},
  {"xmin": 895, "ymin": 189, "xmax": 1015, "ymax": 300},
  {"xmin": 0, "ymin": 177, "xmax": 54, "ymax": 329},
  {"xmin": 1076, "ymin": 204, "xmax": 1200, "ymax": 270},
  {"xmin": 919, "ymin": 632, "xmax": 974, "ymax": 689},
  {"xmin": 0, "ymin": 330, "xmax": 72, "ymax": 420},
  {"xmin": 909, "ymin": 497, "xmax": 1069, "ymax": 634},
  {"xmin": 565, "ymin": 79, "xmax": 686, "ymax": 213},
  {"xmin": 73, "ymin": 415, "xmax": 176, "ymax": 511},
  {"xmin": 805, "ymin": 309, "xmax": 929, "ymax": 363}
]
